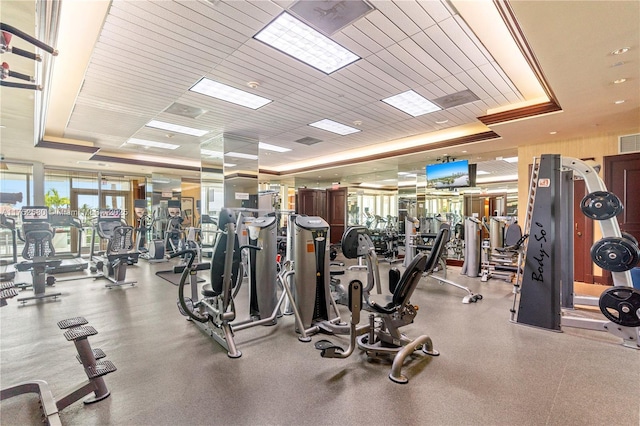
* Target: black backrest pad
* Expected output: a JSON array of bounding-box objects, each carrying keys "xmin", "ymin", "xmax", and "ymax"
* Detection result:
[
  {"xmin": 392, "ymin": 253, "xmax": 428, "ymax": 307},
  {"xmin": 341, "ymin": 226, "xmax": 373, "ymax": 259},
  {"xmin": 210, "ymin": 209, "xmax": 240, "ymax": 295},
  {"xmin": 423, "ymin": 227, "xmax": 449, "ymax": 275}
]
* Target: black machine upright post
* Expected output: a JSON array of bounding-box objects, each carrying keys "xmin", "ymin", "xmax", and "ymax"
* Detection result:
[{"xmin": 516, "ymin": 154, "xmax": 562, "ymax": 331}]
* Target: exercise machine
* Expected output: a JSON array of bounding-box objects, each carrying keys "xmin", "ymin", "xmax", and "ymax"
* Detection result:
[
  {"xmin": 90, "ymin": 209, "xmax": 138, "ymax": 288},
  {"xmin": 164, "ymin": 200, "xmax": 185, "ymax": 255},
  {"xmin": 176, "ymin": 209, "xmax": 304, "ymax": 357},
  {"xmin": 0, "ymin": 316, "xmax": 116, "ymax": 425},
  {"xmin": 0, "ymin": 213, "xmax": 18, "ymax": 281},
  {"xmin": 133, "ymin": 200, "xmax": 166, "ymax": 263},
  {"xmin": 511, "ymin": 155, "xmax": 640, "ymax": 348},
  {"xmin": 47, "ymin": 213, "xmax": 90, "ymax": 274},
  {"xmin": 14, "ymin": 206, "xmax": 62, "ymax": 303},
  {"xmin": 315, "ymin": 225, "xmax": 444, "ymax": 383},
  {"xmin": 480, "ymin": 221, "xmax": 528, "ymax": 282}
]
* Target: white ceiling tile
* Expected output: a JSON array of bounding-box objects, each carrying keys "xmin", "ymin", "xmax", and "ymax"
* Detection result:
[{"xmin": 365, "ymin": 10, "xmax": 409, "ymax": 43}]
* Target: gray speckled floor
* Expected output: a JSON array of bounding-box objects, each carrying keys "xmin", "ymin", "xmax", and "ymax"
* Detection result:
[{"xmin": 1, "ymin": 256, "xmax": 639, "ymax": 426}]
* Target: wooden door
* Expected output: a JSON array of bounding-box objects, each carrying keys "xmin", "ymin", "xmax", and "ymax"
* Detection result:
[
  {"xmin": 573, "ymin": 179, "xmax": 594, "ymax": 283},
  {"xmin": 297, "ymin": 188, "xmax": 319, "ymax": 216},
  {"xmin": 327, "ymin": 187, "xmax": 347, "ymax": 244},
  {"xmin": 604, "ymin": 152, "xmax": 640, "ymax": 278},
  {"xmin": 604, "ymin": 152, "xmax": 640, "ymax": 242}
]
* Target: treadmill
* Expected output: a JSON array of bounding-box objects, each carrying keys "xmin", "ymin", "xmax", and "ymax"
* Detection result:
[
  {"xmin": 47, "ymin": 213, "xmax": 89, "ymax": 274},
  {"xmin": 0, "ymin": 214, "xmax": 18, "ymax": 281}
]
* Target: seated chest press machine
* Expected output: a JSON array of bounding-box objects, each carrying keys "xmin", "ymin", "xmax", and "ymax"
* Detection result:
[{"xmin": 315, "ymin": 225, "xmax": 446, "ymax": 383}]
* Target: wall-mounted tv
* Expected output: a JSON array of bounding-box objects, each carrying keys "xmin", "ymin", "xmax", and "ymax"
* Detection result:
[{"xmin": 426, "ymin": 159, "xmax": 474, "ymax": 189}]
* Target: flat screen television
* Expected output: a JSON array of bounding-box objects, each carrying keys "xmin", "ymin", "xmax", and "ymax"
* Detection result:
[{"xmin": 426, "ymin": 160, "xmax": 474, "ymax": 189}]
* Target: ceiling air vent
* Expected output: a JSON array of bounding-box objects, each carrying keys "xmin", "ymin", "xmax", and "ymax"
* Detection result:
[
  {"xmin": 295, "ymin": 136, "xmax": 323, "ymax": 146},
  {"xmin": 619, "ymin": 133, "xmax": 640, "ymax": 154},
  {"xmin": 433, "ymin": 89, "xmax": 479, "ymax": 109},
  {"xmin": 288, "ymin": 0, "xmax": 374, "ymax": 36},
  {"xmin": 165, "ymin": 102, "xmax": 207, "ymax": 119}
]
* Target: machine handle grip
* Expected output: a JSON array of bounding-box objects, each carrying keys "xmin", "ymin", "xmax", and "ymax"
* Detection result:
[
  {"xmin": 240, "ymin": 244, "xmax": 261, "ymax": 252},
  {"xmin": 169, "ymin": 249, "xmax": 197, "ymax": 259}
]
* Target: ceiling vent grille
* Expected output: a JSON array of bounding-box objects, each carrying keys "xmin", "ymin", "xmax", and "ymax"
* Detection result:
[
  {"xmin": 433, "ymin": 89, "xmax": 479, "ymax": 109},
  {"xmin": 295, "ymin": 136, "xmax": 323, "ymax": 145},
  {"xmin": 619, "ymin": 133, "xmax": 640, "ymax": 154}
]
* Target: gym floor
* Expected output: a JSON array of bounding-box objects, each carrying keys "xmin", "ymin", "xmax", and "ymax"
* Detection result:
[{"xmin": 1, "ymin": 255, "xmax": 639, "ymax": 426}]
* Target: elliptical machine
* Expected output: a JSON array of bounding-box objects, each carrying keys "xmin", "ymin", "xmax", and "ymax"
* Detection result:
[
  {"xmin": 90, "ymin": 209, "xmax": 138, "ymax": 288},
  {"xmin": 164, "ymin": 200, "xmax": 185, "ymax": 255},
  {"xmin": 133, "ymin": 200, "xmax": 166, "ymax": 263},
  {"xmin": 175, "ymin": 209, "xmax": 304, "ymax": 358},
  {"xmin": 14, "ymin": 206, "xmax": 62, "ymax": 303}
]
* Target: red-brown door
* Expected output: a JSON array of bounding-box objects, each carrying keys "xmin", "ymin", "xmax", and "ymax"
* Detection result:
[
  {"xmin": 603, "ymin": 152, "xmax": 640, "ymax": 282},
  {"xmin": 573, "ymin": 179, "xmax": 594, "ymax": 283},
  {"xmin": 297, "ymin": 188, "xmax": 319, "ymax": 216},
  {"xmin": 327, "ymin": 187, "xmax": 347, "ymax": 244}
]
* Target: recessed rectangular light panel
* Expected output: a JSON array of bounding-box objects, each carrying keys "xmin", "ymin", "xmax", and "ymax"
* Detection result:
[
  {"xmin": 309, "ymin": 119, "xmax": 360, "ymax": 135},
  {"xmin": 190, "ymin": 78, "xmax": 273, "ymax": 110},
  {"xmin": 127, "ymin": 138, "xmax": 180, "ymax": 150},
  {"xmin": 382, "ymin": 90, "xmax": 441, "ymax": 117},
  {"xmin": 254, "ymin": 12, "xmax": 360, "ymax": 74},
  {"xmin": 200, "ymin": 149, "xmax": 223, "ymax": 157},
  {"xmin": 226, "ymin": 152, "xmax": 259, "ymax": 160},
  {"xmin": 259, "ymin": 142, "xmax": 291, "ymax": 152},
  {"xmin": 146, "ymin": 120, "xmax": 209, "ymax": 137}
]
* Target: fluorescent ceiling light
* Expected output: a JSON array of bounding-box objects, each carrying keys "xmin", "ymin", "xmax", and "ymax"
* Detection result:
[
  {"xmin": 259, "ymin": 142, "xmax": 291, "ymax": 152},
  {"xmin": 127, "ymin": 138, "xmax": 180, "ymax": 150},
  {"xmin": 309, "ymin": 119, "xmax": 360, "ymax": 135},
  {"xmin": 190, "ymin": 78, "xmax": 272, "ymax": 110},
  {"xmin": 200, "ymin": 149, "xmax": 223, "ymax": 157},
  {"xmin": 226, "ymin": 152, "xmax": 259, "ymax": 160},
  {"xmin": 146, "ymin": 120, "xmax": 208, "ymax": 137},
  {"xmin": 476, "ymin": 174, "xmax": 518, "ymax": 184},
  {"xmin": 503, "ymin": 156, "xmax": 518, "ymax": 163},
  {"xmin": 382, "ymin": 90, "xmax": 441, "ymax": 117},
  {"xmin": 476, "ymin": 170, "xmax": 490, "ymax": 175},
  {"xmin": 223, "ymin": 163, "xmax": 236, "ymax": 167},
  {"xmin": 359, "ymin": 183, "xmax": 382, "ymax": 188},
  {"xmin": 254, "ymin": 12, "xmax": 360, "ymax": 74}
]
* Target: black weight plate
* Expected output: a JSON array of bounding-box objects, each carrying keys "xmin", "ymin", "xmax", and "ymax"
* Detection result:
[
  {"xmin": 598, "ymin": 286, "xmax": 640, "ymax": 327},
  {"xmin": 580, "ymin": 191, "xmax": 623, "ymax": 220},
  {"xmin": 621, "ymin": 232, "xmax": 639, "ymax": 247},
  {"xmin": 590, "ymin": 237, "xmax": 640, "ymax": 272}
]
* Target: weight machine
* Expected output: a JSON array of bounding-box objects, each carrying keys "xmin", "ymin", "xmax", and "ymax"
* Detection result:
[{"xmin": 511, "ymin": 155, "xmax": 640, "ymax": 349}]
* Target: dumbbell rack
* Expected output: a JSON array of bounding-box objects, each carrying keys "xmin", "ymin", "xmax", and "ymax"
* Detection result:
[
  {"xmin": 0, "ymin": 317, "xmax": 116, "ymax": 425},
  {"xmin": 510, "ymin": 154, "xmax": 640, "ymax": 349}
]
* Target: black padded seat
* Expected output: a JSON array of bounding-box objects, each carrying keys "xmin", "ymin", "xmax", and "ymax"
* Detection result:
[{"xmin": 369, "ymin": 253, "xmax": 428, "ymax": 315}]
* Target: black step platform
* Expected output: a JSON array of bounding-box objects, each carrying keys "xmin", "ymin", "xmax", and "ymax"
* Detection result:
[
  {"xmin": 0, "ymin": 281, "xmax": 15, "ymax": 290},
  {"xmin": 85, "ymin": 360, "xmax": 117, "ymax": 379},
  {"xmin": 63, "ymin": 326, "xmax": 98, "ymax": 342},
  {"xmin": 77, "ymin": 348, "xmax": 106, "ymax": 364},
  {"xmin": 57, "ymin": 317, "xmax": 89, "ymax": 329},
  {"xmin": 0, "ymin": 288, "xmax": 19, "ymax": 300}
]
